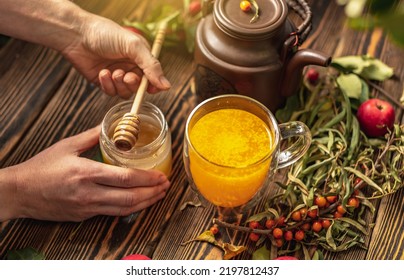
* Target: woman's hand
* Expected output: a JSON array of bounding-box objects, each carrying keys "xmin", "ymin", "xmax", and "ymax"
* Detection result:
[
  {"xmin": 0, "ymin": 126, "xmax": 170, "ymax": 222},
  {"xmin": 0, "ymin": 0, "xmax": 171, "ymax": 99},
  {"xmin": 62, "ymin": 14, "xmax": 171, "ymax": 98}
]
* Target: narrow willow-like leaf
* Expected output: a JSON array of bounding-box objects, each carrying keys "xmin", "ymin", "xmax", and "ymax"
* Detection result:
[
  {"xmin": 249, "ymin": 0, "xmax": 260, "ymax": 23},
  {"xmin": 301, "ymin": 156, "xmax": 335, "ymax": 176},
  {"xmin": 338, "ymin": 217, "xmax": 368, "ymax": 235},
  {"xmin": 347, "ymin": 116, "xmax": 360, "ymax": 161},
  {"xmin": 302, "ymin": 244, "xmax": 311, "ymax": 260},
  {"xmin": 288, "ymin": 172, "xmax": 309, "ymax": 196},
  {"xmin": 326, "ymin": 222, "xmax": 337, "ymax": 250},
  {"xmin": 344, "ymin": 167, "xmax": 385, "ymax": 194},
  {"xmin": 360, "ymin": 197, "xmax": 376, "ymax": 213},
  {"xmin": 327, "ymin": 130, "xmax": 334, "ymax": 151},
  {"xmin": 322, "ymin": 107, "xmax": 346, "ymax": 129},
  {"xmin": 341, "ymin": 169, "xmax": 351, "ymax": 207}
]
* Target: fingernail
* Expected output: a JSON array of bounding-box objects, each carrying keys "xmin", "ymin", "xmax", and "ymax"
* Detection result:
[
  {"xmin": 157, "ymin": 174, "xmax": 168, "ymax": 184},
  {"xmin": 159, "ymin": 76, "xmax": 171, "ymax": 89}
]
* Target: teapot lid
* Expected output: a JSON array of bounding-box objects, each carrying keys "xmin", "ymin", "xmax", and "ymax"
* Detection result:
[{"xmin": 214, "ymin": 0, "xmax": 288, "ymax": 40}]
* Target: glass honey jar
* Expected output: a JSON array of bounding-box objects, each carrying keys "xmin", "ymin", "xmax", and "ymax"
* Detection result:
[{"xmin": 100, "ymin": 101, "xmax": 172, "ymax": 177}]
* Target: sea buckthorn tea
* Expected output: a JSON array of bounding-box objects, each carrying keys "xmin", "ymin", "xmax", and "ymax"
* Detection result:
[
  {"xmin": 189, "ymin": 108, "xmax": 274, "ymax": 207},
  {"xmin": 183, "ymin": 95, "xmax": 311, "ymax": 216}
]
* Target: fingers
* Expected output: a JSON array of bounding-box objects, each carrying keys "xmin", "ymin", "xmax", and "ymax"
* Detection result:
[
  {"xmin": 99, "ymin": 69, "xmax": 143, "ymax": 99},
  {"xmin": 132, "ymin": 44, "xmax": 171, "ymax": 92},
  {"xmin": 79, "ymin": 162, "xmax": 171, "ymax": 217},
  {"xmin": 96, "ymin": 191, "xmax": 167, "ymax": 217},
  {"xmin": 92, "ymin": 180, "xmax": 170, "ymax": 216},
  {"xmin": 85, "ymin": 159, "xmax": 169, "ymax": 188},
  {"xmin": 99, "ymin": 69, "xmax": 115, "ymax": 96},
  {"xmin": 60, "ymin": 126, "xmax": 101, "ymax": 155}
]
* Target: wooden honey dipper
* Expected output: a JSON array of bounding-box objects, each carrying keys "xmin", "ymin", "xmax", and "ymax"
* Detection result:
[{"xmin": 112, "ymin": 23, "xmax": 167, "ymax": 151}]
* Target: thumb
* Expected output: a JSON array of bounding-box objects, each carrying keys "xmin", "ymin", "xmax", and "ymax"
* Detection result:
[
  {"xmin": 63, "ymin": 125, "xmax": 101, "ymax": 155},
  {"xmin": 133, "ymin": 45, "xmax": 171, "ymax": 91}
]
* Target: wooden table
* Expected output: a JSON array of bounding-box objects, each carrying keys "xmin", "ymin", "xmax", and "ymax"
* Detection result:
[{"xmin": 1, "ymin": 0, "xmax": 403, "ymax": 260}]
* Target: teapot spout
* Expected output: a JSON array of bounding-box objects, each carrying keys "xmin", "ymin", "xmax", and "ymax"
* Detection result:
[{"xmin": 282, "ymin": 49, "xmax": 332, "ymax": 97}]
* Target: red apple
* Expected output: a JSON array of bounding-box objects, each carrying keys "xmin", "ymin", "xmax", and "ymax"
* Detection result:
[
  {"xmin": 274, "ymin": 256, "xmax": 299, "ymax": 260},
  {"xmin": 356, "ymin": 98, "xmax": 395, "ymax": 137},
  {"xmin": 121, "ymin": 254, "xmax": 151, "ymax": 260}
]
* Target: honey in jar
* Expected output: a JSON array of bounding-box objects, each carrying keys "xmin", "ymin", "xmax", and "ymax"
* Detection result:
[{"xmin": 100, "ymin": 101, "xmax": 172, "ymax": 177}]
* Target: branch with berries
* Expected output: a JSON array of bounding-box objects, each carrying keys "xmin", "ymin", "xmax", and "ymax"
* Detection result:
[{"xmin": 122, "ymin": 0, "xmax": 203, "ymax": 53}]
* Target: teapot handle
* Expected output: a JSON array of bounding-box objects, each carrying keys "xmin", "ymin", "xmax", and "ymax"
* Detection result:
[
  {"xmin": 280, "ymin": 0, "xmax": 312, "ymax": 62},
  {"xmin": 286, "ymin": 0, "xmax": 312, "ymax": 46}
]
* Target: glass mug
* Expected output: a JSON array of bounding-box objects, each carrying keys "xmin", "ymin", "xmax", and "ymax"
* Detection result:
[{"xmin": 183, "ymin": 94, "xmax": 311, "ymax": 218}]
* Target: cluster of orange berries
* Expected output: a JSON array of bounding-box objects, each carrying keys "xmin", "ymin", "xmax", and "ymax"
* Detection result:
[{"xmin": 247, "ymin": 192, "xmax": 361, "ymax": 245}]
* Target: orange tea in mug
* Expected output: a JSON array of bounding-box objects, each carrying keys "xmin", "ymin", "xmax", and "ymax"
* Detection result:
[
  {"xmin": 183, "ymin": 95, "xmax": 311, "ymax": 211},
  {"xmin": 189, "ymin": 108, "xmax": 274, "ymax": 207}
]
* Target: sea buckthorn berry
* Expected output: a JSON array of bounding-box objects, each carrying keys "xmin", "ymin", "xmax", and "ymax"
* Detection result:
[
  {"xmin": 326, "ymin": 195, "xmax": 337, "ymax": 203},
  {"xmin": 311, "ymin": 221, "xmax": 323, "ymax": 233},
  {"xmin": 321, "ymin": 219, "xmax": 331, "ymax": 229},
  {"xmin": 265, "ymin": 219, "xmax": 275, "ymax": 229},
  {"xmin": 301, "ymin": 223, "xmax": 311, "ymax": 231},
  {"xmin": 354, "ymin": 177, "xmax": 363, "ymax": 186},
  {"xmin": 249, "ymin": 221, "xmax": 260, "ymax": 229},
  {"xmin": 210, "ymin": 225, "xmax": 219, "ymax": 235},
  {"xmin": 294, "ymin": 230, "xmax": 305, "ymax": 241},
  {"xmin": 188, "ymin": 0, "xmax": 202, "ymax": 17},
  {"xmin": 276, "ymin": 216, "xmax": 286, "ymax": 226},
  {"xmin": 299, "ymin": 207, "xmax": 308, "ymax": 217},
  {"xmin": 291, "ymin": 211, "xmax": 302, "ymax": 221},
  {"xmin": 273, "ymin": 227, "xmax": 283, "ymax": 239},
  {"xmin": 334, "ymin": 211, "xmax": 344, "ymax": 219},
  {"xmin": 284, "ymin": 230, "xmax": 293, "ymax": 241},
  {"xmin": 275, "ymin": 238, "xmax": 284, "ymax": 248},
  {"xmin": 307, "ymin": 209, "xmax": 318, "ymax": 219},
  {"xmin": 348, "ymin": 197, "xmax": 360, "ymax": 208},
  {"xmin": 337, "ymin": 205, "xmax": 346, "ymax": 214},
  {"xmin": 306, "ymin": 68, "xmax": 319, "ymax": 84},
  {"xmin": 315, "ymin": 196, "xmax": 327, "ymax": 208},
  {"xmin": 240, "ymin": 0, "xmax": 252, "ymax": 12},
  {"xmin": 249, "ymin": 232, "xmax": 260, "ymax": 242}
]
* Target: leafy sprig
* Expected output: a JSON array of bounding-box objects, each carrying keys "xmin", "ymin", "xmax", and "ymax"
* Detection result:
[
  {"xmin": 122, "ymin": 0, "xmax": 203, "ymax": 53},
  {"xmin": 186, "ymin": 55, "xmax": 403, "ymax": 260}
]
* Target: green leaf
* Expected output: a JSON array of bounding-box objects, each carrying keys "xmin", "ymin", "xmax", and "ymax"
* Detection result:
[
  {"xmin": 344, "ymin": 167, "xmax": 385, "ymax": 194},
  {"xmin": 338, "ymin": 217, "xmax": 369, "ymax": 235},
  {"xmin": 378, "ymin": 9, "xmax": 404, "ymax": 47},
  {"xmin": 331, "ymin": 55, "xmax": 394, "ymax": 81},
  {"xmin": 325, "ymin": 221, "xmax": 337, "ymax": 250},
  {"xmin": 252, "ymin": 245, "xmax": 270, "ymax": 260},
  {"xmin": 6, "ymin": 247, "xmax": 45, "ymax": 260},
  {"xmin": 246, "ymin": 208, "xmax": 278, "ymax": 223},
  {"xmin": 275, "ymin": 94, "xmax": 300, "ymax": 123},
  {"xmin": 336, "ymin": 73, "xmax": 363, "ymax": 99}
]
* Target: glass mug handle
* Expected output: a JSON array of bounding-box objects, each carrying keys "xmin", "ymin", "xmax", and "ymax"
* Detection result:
[{"xmin": 277, "ymin": 121, "xmax": 312, "ymax": 169}]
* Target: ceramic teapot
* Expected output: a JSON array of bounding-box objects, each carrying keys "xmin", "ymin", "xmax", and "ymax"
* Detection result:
[{"xmin": 194, "ymin": 0, "xmax": 332, "ymax": 111}]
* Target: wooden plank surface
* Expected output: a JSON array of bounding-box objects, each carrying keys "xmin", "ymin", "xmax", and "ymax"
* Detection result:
[{"xmin": 0, "ymin": 0, "xmax": 403, "ymax": 260}]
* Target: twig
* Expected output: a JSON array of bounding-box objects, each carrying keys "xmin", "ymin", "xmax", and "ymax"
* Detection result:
[{"xmin": 366, "ymin": 79, "xmax": 404, "ymax": 111}]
